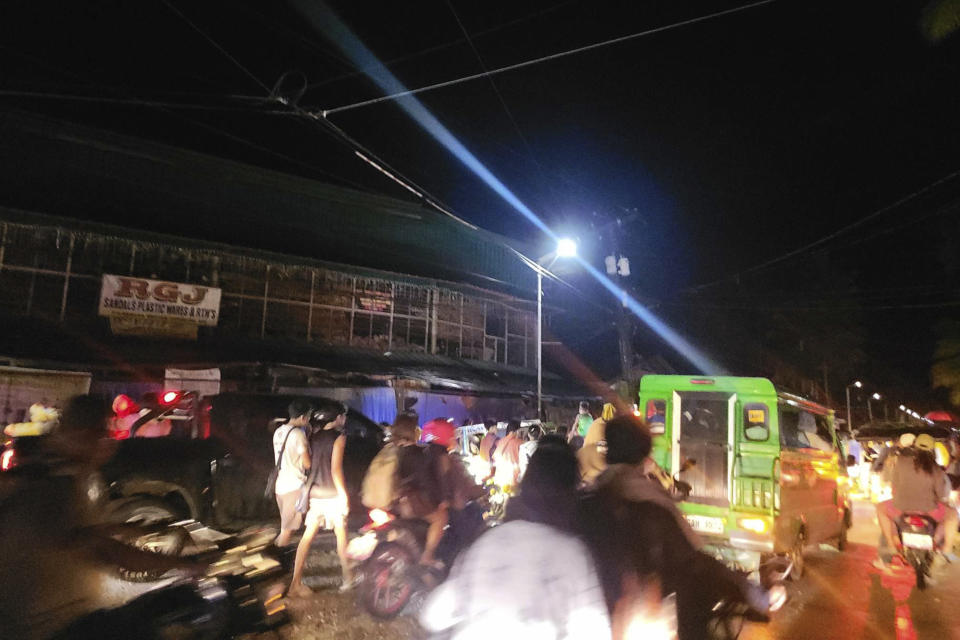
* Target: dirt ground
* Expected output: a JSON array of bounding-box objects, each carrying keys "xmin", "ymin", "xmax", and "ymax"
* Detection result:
[{"xmin": 247, "ymin": 540, "xmax": 423, "ymax": 640}]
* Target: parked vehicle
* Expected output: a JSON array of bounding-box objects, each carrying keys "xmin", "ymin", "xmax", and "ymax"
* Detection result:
[
  {"xmin": 639, "ymin": 375, "xmax": 851, "ymax": 585},
  {"xmin": 51, "ymin": 523, "xmax": 290, "ymax": 639},
  {"xmin": 100, "ymin": 392, "xmax": 383, "ymax": 530}
]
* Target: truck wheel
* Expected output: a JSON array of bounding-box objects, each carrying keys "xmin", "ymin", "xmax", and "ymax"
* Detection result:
[
  {"xmin": 111, "ymin": 497, "xmax": 183, "ymax": 525},
  {"xmin": 111, "ymin": 498, "xmax": 187, "ymax": 583}
]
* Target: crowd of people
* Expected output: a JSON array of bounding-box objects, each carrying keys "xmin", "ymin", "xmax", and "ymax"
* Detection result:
[
  {"xmin": 268, "ymin": 399, "xmax": 783, "ymax": 639},
  {"xmin": 1, "ymin": 395, "xmax": 782, "ymax": 639}
]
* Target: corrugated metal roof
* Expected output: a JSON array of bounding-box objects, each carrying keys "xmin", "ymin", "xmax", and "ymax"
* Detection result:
[{"xmin": 0, "ymin": 109, "xmax": 539, "ymax": 299}]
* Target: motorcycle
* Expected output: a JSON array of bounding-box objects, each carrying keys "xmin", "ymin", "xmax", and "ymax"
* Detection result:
[
  {"xmin": 898, "ymin": 512, "xmax": 939, "ymax": 590},
  {"xmin": 53, "ymin": 524, "xmax": 290, "ymax": 639},
  {"xmin": 347, "ymin": 503, "xmax": 487, "ymax": 619}
]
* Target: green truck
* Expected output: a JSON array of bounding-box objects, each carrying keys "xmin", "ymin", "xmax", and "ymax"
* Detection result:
[{"xmin": 640, "ymin": 375, "xmax": 851, "ymax": 582}]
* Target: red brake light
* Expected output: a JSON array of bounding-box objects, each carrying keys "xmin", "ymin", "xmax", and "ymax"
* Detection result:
[
  {"xmin": 1, "ymin": 448, "xmax": 15, "ymax": 471},
  {"xmin": 111, "ymin": 429, "xmax": 131, "ymax": 441},
  {"xmin": 112, "ymin": 394, "xmax": 138, "ymax": 418},
  {"xmin": 905, "ymin": 515, "xmax": 928, "ymax": 528},
  {"xmin": 161, "ymin": 391, "xmax": 181, "ymax": 405},
  {"xmin": 690, "ymin": 379, "xmax": 715, "ymax": 385}
]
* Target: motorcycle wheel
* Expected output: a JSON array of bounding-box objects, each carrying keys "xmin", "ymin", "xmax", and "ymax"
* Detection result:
[
  {"xmin": 914, "ymin": 555, "xmax": 929, "ymax": 591},
  {"xmin": 358, "ymin": 541, "xmax": 417, "ymax": 620},
  {"xmin": 789, "ymin": 532, "xmax": 805, "ymax": 580}
]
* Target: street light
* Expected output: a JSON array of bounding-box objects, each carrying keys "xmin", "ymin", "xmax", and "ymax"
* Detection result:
[
  {"xmin": 556, "ymin": 238, "xmax": 577, "ymax": 258},
  {"xmin": 845, "ymin": 380, "xmax": 863, "ymax": 433},
  {"xmin": 868, "ymin": 392, "xmax": 881, "ymax": 422},
  {"xmin": 536, "ymin": 238, "xmax": 576, "ymax": 419}
]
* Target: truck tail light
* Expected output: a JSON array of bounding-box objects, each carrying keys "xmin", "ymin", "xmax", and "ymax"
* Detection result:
[{"xmin": 1, "ymin": 448, "xmax": 15, "ymax": 471}]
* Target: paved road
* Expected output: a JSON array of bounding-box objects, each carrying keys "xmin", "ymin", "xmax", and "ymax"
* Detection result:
[
  {"xmin": 743, "ymin": 499, "xmax": 960, "ymax": 640},
  {"xmin": 259, "ymin": 500, "xmax": 960, "ymax": 639}
]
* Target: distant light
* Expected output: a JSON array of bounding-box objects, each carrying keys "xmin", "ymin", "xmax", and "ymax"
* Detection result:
[
  {"xmin": 557, "ymin": 238, "xmax": 577, "ymax": 258},
  {"xmin": 604, "ymin": 255, "xmax": 617, "ymax": 275},
  {"xmin": 853, "ymin": 381, "xmax": 863, "ymax": 388},
  {"xmin": 872, "ymin": 393, "xmax": 882, "ymax": 400},
  {"xmin": 899, "ymin": 405, "xmax": 906, "ymax": 411}
]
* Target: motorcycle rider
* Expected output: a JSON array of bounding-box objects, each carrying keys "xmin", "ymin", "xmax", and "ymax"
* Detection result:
[
  {"xmin": 1, "ymin": 395, "xmax": 204, "ymax": 639},
  {"xmin": 288, "ymin": 401, "xmax": 349, "ymax": 597},
  {"xmin": 580, "ymin": 415, "xmax": 784, "ymax": 640},
  {"xmin": 391, "ymin": 414, "xmax": 450, "ymax": 567},
  {"xmin": 420, "ymin": 419, "xmax": 486, "ymax": 559},
  {"xmin": 876, "ymin": 433, "xmax": 958, "ymax": 566}
]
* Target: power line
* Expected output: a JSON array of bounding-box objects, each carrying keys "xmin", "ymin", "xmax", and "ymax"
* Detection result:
[
  {"xmin": 320, "ymin": 0, "xmax": 777, "ymax": 116},
  {"xmin": 444, "ymin": 0, "xmax": 556, "ymax": 209},
  {"xmin": 160, "ymin": 0, "xmax": 271, "ymax": 93},
  {"xmin": 304, "ymin": 0, "xmax": 581, "ymax": 91},
  {"xmin": 0, "ymin": 89, "xmax": 290, "ymax": 114},
  {"xmin": 682, "ymin": 167, "xmax": 960, "ymax": 295}
]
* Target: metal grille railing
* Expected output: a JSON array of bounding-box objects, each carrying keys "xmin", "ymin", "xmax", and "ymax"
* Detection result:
[{"xmin": 0, "ymin": 220, "xmax": 538, "ymax": 368}]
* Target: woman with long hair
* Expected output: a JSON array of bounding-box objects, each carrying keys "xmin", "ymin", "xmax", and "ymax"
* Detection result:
[{"xmin": 876, "ymin": 433, "xmax": 958, "ymax": 565}]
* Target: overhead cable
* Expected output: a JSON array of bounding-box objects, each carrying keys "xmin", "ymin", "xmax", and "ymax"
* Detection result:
[
  {"xmin": 319, "ymin": 0, "xmax": 777, "ymax": 116},
  {"xmin": 682, "ymin": 167, "xmax": 960, "ymax": 295},
  {"xmin": 160, "ymin": 0, "xmax": 271, "ymax": 93},
  {"xmin": 0, "ymin": 89, "xmax": 289, "ymax": 114}
]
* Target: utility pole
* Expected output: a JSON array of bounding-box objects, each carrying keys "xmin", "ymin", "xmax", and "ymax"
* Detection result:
[{"xmin": 605, "ymin": 254, "xmax": 632, "ymax": 380}]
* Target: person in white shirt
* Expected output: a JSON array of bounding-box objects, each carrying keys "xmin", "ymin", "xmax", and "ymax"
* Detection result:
[
  {"xmin": 518, "ymin": 424, "xmax": 542, "ymax": 480},
  {"xmin": 421, "ymin": 436, "xmax": 611, "ymax": 640},
  {"xmin": 273, "ymin": 399, "xmax": 312, "ymax": 547}
]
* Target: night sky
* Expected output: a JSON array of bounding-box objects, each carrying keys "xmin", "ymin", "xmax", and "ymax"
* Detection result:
[{"xmin": 2, "ymin": 1, "xmax": 959, "ymax": 403}]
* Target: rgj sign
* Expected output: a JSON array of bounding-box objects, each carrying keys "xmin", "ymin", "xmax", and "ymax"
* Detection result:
[{"xmin": 99, "ymin": 275, "xmax": 222, "ymax": 327}]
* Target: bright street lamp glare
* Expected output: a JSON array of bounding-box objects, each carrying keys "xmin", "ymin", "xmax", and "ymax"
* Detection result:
[
  {"xmin": 556, "ymin": 238, "xmax": 577, "ymax": 258},
  {"xmin": 872, "ymin": 393, "xmax": 881, "ymax": 400},
  {"xmin": 853, "ymin": 381, "xmax": 863, "ymax": 388},
  {"xmin": 899, "ymin": 405, "xmax": 906, "ymax": 411}
]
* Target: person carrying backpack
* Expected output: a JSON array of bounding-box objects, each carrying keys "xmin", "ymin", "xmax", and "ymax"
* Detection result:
[{"xmin": 361, "ymin": 413, "xmax": 449, "ymax": 566}]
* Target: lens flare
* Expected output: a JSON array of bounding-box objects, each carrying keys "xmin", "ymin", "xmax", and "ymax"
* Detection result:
[{"xmin": 296, "ymin": 1, "xmax": 722, "ymax": 373}]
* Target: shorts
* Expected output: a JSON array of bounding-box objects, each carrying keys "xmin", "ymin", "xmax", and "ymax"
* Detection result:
[
  {"xmin": 276, "ymin": 490, "xmax": 304, "ymax": 532},
  {"xmin": 880, "ymin": 500, "xmax": 947, "ymax": 522},
  {"xmin": 306, "ymin": 496, "xmax": 344, "ymax": 529}
]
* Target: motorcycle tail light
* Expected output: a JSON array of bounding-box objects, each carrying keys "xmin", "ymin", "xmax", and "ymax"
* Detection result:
[
  {"xmin": 369, "ymin": 509, "xmax": 393, "ymax": 528},
  {"xmin": 905, "ymin": 515, "xmax": 928, "ymax": 528}
]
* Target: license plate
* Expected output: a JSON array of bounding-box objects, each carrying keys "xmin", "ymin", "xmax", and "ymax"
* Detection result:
[
  {"xmin": 902, "ymin": 532, "xmax": 934, "ymax": 550},
  {"xmin": 685, "ymin": 515, "xmax": 725, "ymax": 535}
]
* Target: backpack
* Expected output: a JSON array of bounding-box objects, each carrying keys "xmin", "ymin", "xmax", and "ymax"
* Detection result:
[
  {"xmin": 395, "ymin": 444, "xmax": 445, "ymax": 518},
  {"xmin": 361, "ymin": 442, "xmax": 399, "ymax": 510}
]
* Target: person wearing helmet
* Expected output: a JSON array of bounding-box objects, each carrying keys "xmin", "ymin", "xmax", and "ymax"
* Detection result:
[
  {"xmin": 421, "ymin": 418, "xmax": 485, "ymax": 567},
  {"xmin": 876, "ymin": 433, "xmax": 958, "ymax": 567},
  {"xmin": 422, "ymin": 418, "xmax": 484, "ymax": 511},
  {"xmin": 288, "ymin": 401, "xmax": 349, "ymax": 597}
]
